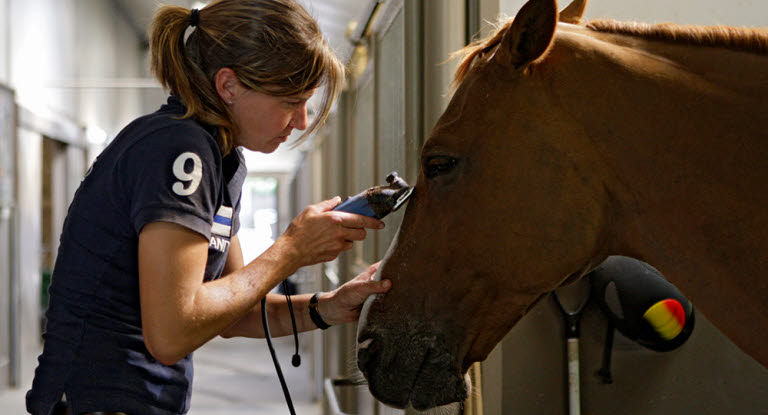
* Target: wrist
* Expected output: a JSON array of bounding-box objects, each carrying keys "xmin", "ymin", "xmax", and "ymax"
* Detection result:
[
  {"xmin": 269, "ymin": 236, "xmax": 301, "ymax": 275},
  {"xmin": 309, "ymin": 292, "xmax": 331, "ymax": 330}
]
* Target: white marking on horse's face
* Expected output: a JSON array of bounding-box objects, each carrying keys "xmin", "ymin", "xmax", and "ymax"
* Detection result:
[
  {"xmin": 464, "ymin": 371, "xmax": 472, "ymax": 393},
  {"xmin": 358, "ymin": 338, "xmax": 373, "ymax": 350},
  {"xmin": 356, "ymin": 228, "xmax": 399, "ymax": 342}
]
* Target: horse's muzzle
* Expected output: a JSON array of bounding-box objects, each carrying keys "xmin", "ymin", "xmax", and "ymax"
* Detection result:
[{"xmin": 356, "ymin": 329, "xmax": 468, "ymax": 410}]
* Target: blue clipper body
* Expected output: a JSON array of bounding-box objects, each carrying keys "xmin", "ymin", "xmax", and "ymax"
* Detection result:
[
  {"xmin": 332, "ymin": 172, "xmax": 413, "ymax": 219},
  {"xmin": 333, "ymin": 195, "xmax": 378, "ymax": 217}
]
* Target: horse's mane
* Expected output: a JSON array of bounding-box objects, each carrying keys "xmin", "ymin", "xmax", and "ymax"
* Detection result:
[
  {"xmin": 452, "ymin": 17, "xmax": 768, "ymax": 88},
  {"xmin": 587, "ymin": 19, "xmax": 768, "ymax": 55}
]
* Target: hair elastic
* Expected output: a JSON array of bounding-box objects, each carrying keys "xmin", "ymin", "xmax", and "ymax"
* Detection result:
[{"xmin": 190, "ymin": 9, "xmax": 200, "ymax": 27}]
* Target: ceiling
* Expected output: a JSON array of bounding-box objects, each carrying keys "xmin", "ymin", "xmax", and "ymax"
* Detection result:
[
  {"xmin": 112, "ymin": 0, "xmax": 367, "ymax": 57},
  {"xmin": 111, "ymin": 0, "xmax": 369, "ymax": 174}
]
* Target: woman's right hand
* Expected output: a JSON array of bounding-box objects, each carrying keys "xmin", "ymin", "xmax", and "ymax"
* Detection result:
[{"xmin": 276, "ymin": 197, "xmax": 385, "ymax": 267}]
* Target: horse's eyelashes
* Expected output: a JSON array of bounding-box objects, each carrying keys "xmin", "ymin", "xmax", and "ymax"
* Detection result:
[{"xmin": 424, "ymin": 156, "xmax": 458, "ymax": 179}]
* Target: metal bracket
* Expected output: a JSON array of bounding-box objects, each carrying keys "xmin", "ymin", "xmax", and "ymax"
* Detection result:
[{"xmin": 324, "ymin": 377, "xmax": 367, "ymax": 415}]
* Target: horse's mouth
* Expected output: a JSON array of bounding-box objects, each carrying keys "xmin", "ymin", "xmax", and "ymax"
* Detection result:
[
  {"xmin": 408, "ymin": 348, "xmax": 469, "ymax": 410},
  {"xmin": 357, "ymin": 332, "xmax": 468, "ymax": 410}
]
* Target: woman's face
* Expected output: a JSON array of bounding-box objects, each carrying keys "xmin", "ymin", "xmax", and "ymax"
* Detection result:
[{"xmin": 230, "ymin": 87, "xmax": 315, "ymax": 153}]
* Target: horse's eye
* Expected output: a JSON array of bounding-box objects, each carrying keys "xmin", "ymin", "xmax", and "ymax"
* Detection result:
[{"xmin": 424, "ymin": 156, "xmax": 458, "ymax": 179}]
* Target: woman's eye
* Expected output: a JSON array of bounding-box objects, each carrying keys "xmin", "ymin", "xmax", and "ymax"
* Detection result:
[{"xmin": 424, "ymin": 156, "xmax": 458, "ymax": 179}]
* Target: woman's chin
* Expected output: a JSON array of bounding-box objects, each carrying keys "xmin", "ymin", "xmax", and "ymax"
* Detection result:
[
  {"xmin": 257, "ymin": 146, "xmax": 279, "ymax": 154},
  {"xmin": 264, "ymin": 141, "xmax": 284, "ymax": 153},
  {"xmin": 243, "ymin": 141, "xmax": 281, "ymax": 154}
]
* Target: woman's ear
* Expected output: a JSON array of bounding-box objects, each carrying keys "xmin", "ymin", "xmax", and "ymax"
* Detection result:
[
  {"xmin": 214, "ymin": 67, "xmax": 239, "ymax": 104},
  {"xmin": 497, "ymin": 0, "xmax": 558, "ymax": 68}
]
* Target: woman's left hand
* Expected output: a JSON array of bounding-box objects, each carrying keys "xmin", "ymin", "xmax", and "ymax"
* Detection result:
[{"xmin": 318, "ymin": 262, "xmax": 391, "ymax": 325}]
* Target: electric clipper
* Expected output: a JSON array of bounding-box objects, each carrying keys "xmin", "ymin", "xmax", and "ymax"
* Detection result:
[{"xmin": 332, "ymin": 172, "xmax": 413, "ymax": 219}]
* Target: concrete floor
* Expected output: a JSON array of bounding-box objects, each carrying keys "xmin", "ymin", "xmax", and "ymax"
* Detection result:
[
  {"xmin": 189, "ymin": 335, "xmax": 321, "ymax": 415},
  {"xmin": 0, "ymin": 335, "xmax": 321, "ymax": 415}
]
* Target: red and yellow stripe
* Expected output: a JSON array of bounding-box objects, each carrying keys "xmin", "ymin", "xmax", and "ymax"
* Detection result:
[{"xmin": 643, "ymin": 299, "xmax": 685, "ymax": 340}]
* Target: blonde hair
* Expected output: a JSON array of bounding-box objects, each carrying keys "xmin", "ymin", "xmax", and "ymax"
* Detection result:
[{"xmin": 149, "ymin": 0, "xmax": 344, "ymax": 155}]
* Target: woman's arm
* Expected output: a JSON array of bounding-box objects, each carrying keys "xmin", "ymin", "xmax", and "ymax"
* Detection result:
[
  {"xmin": 138, "ymin": 197, "xmax": 384, "ymax": 365},
  {"xmin": 220, "ymin": 263, "xmax": 390, "ymax": 339},
  {"xmin": 139, "ymin": 222, "xmax": 296, "ymax": 365},
  {"xmin": 217, "ymin": 234, "xmax": 311, "ymax": 338}
]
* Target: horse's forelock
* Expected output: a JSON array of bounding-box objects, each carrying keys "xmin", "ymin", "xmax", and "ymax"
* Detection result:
[{"xmin": 450, "ymin": 18, "xmax": 516, "ymax": 90}]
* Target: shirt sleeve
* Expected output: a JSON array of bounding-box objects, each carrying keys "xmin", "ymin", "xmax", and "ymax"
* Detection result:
[{"xmin": 122, "ymin": 123, "xmax": 222, "ymax": 239}]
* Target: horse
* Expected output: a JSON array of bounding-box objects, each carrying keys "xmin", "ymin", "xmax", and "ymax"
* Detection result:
[{"xmin": 355, "ymin": 0, "xmax": 768, "ymax": 410}]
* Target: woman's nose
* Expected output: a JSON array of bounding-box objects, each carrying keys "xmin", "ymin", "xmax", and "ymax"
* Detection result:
[{"xmin": 290, "ymin": 103, "xmax": 308, "ymax": 131}]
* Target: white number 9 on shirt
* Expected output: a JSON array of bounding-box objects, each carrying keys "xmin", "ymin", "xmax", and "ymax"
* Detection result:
[{"xmin": 172, "ymin": 152, "xmax": 203, "ymax": 196}]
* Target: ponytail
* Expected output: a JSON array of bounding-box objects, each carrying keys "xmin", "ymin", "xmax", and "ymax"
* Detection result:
[
  {"xmin": 148, "ymin": 0, "xmax": 345, "ymax": 156},
  {"xmin": 149, "ymin": 5, "xmax": 235, "ymax": 154}
]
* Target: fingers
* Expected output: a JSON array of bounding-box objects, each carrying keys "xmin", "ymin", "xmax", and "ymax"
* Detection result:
[
  {"xmin": 318, "ymin": 240, "xmax": 354, "ymax": 263},
  {"xmin": 313, "ymin": 197, "xmax": 385, "ymax": 229},
  {"xmin": 360, "ymin": 262, "xmax": 380, "ymax": 279},
  {"xmin": 321, "ymin": 262, "xmax": 391, "ymax": 324},
  {"xmin": 284, "ymin": 198, "xmax": 386, "ymax": 267},
  {"xmin": 339, "ymin": 227, "xmax": 367, "ymax": 242},
  {"xmin": 330, "ymin": 211, "xmax": 385, "ymax": 230},
  {"xmin": 348, "ymin": 262, "xmax": 379, "ymax": 283},
  {"xmin": 372, "ymin": 278, "xmax": 391, "ymax": 292},
  {"xmin": 315, "ymin": 196, "xmax": 342, "ymax": 212},
  {"xmin": 352, "ymin": 263, "xmax": 391, "ymax": 293}
]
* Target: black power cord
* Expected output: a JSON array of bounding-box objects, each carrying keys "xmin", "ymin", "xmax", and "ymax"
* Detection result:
[
  {"xmin": 283, "ymin": 283, "xmax": 301, "ymax": 367},
  {"xmin": 261, "ymin": 280, "xmax": 301, "ymax": 415}
]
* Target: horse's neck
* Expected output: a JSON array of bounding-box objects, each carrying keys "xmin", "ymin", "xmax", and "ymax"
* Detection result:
[
  {"xmin": 627, "ymin": 35, "xmax": 768, "ymax": 99},
  {"xmin": 556, "ymin": 29, "xmax": 768, "ymax": 366},
  {"xmin": 572, "ymin": 34, "xmax": 768, "ymax": 255},
  {"xmin": 573, "ymin": 31, "xmax": 768, "ymax": 231},
  {"xmin": 558, "ymin": 24, "xmax": 768, "ymax": 97},
  {"xmin": 553, "ymin": 27, "xmax": 768, "ymax": 207},
  {"xmin": 560, "ymin": 30, "xmax": 768, "ymax": 365}
]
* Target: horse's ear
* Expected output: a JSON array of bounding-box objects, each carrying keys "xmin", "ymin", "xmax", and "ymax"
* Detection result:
[
  {"xmin": 559, "ymin": 0, "xmax": 587, "ymax": 24},
  {"xmin": 499, "ymin": 0, "xmax": 558, "ymax": 68}
]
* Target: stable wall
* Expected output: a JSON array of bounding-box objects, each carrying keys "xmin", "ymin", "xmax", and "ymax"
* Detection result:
[
  {"xmin": 309, "ymin": 1, "xmax": 466, "ymax": 413},
  {"xmin": 5, "ymin": 0, "xmax": 158, "ymax": 137},
  {"xmin": 14, "ymin": 127, "xmax": 42, "ymax": 391}
]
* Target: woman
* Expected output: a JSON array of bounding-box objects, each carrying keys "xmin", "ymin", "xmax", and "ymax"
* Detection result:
[{"xmin": 26, "ymin": 1, "xmax": 390, "ymax": 414}]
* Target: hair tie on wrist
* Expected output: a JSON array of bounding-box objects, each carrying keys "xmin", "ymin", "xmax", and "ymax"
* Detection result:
[{"xmin": 190, "ymin": 9, "xmax": 200, "ymax": 27}]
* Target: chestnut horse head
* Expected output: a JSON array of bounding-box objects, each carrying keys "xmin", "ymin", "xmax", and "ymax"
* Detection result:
[{"xmin": 357, "ymin": 0, "xmax": 768, "ymax": 410}]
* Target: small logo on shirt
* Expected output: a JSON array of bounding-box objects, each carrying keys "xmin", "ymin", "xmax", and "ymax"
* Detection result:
[
  {"xmin": 209, "ymin": 206, "xmax": 232, "ymax": 253},
  {"xmin": 210, "ymin": 235, "xmax": 230, "ymax": 252},
  {"xmin": 212, "ymin": 206, "xmax": 232, "ymax": 237}
]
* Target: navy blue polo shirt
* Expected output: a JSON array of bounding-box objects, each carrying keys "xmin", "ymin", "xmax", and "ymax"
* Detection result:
[{"xmin": 26, "ymin": 96, "xmax": 247, "ymax": 415}]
